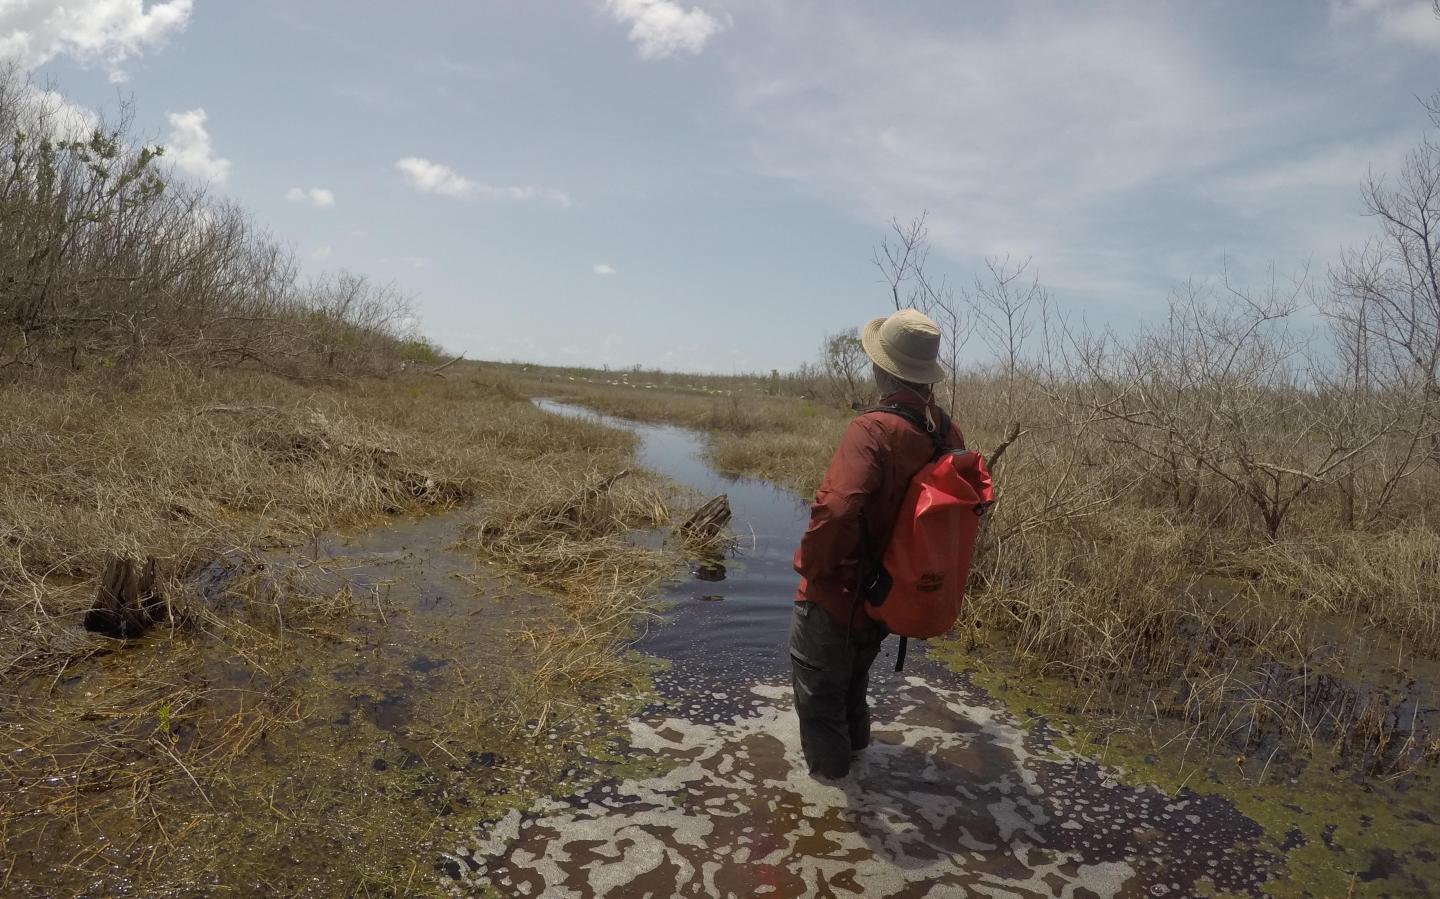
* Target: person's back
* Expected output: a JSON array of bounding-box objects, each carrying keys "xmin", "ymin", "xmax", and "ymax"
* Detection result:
[{"xmin": 789, "ymin": 309, "xmax": 962, "ymax": 779}]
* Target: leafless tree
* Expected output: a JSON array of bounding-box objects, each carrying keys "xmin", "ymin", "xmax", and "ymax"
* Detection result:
[
  {"xmin": 1320, "ymin": 276, "xmax": 1433, "ymax": 526},
  {"xmin": 974, "ymin": 255, "xmax": 1042, "ymax": 434},
  {"xmin": 1070, "ymin": 269, "xmax": 1394, "ymax": 538},
  {"xmin": 873, "ymin": 214, "xmax": 930, "ymax": 313},
  {"xmin": 1329, "ymin": 95, "xmax": 1440, "ymax": 481},
  {"xmin": 871, "ymin": 213, "xmax": 975, "ymax": 411}
]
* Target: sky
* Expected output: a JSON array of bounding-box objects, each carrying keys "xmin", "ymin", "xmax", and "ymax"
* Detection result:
[{"xmin": 4, "ymin": 0, "xmax": 1440, "ymax": 373}]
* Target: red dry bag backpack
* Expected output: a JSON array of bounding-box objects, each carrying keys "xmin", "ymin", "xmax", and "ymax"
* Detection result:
[{"xmin": 861, "ymin": 406, "xmax": 993, "ymax": 668}]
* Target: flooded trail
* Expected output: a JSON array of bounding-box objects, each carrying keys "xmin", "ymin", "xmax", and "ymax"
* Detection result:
[{"xmin": 442, "ymin": 402, "xmax": 1283, "ymax": 898}]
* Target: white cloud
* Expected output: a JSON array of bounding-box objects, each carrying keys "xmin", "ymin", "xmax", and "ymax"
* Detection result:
[
  {"xmin": 0, "ymin": 0, "xmax": 193, "ymax": 81},
  {"xmin": 395, "ymin": 156, "xmax": 476, "ymax": 198},
  {"xmin": 593, "ymin": 262, "xmax": 617, "ymax": 275},
  {"xmin": 24, "ymin": 87, "xmax": 99, "ymax": 141},
  {"xmin": 164, "ymin": 108, "xmax": 230, "ymax": 184},
  {"xmin": 394, "ymin": 157, "xmax": 571, "ymax": 206},
  {"xmin": 492, "ymin": 184, "xmax": 573, "ymax": 206},
  {"xmin": 1332, "ymin": 0, "xmax": 1440, "ymax": 48},
  {"xmin": 310, "ymin": 245, "xmax": 333, "ymax": 262},
  {"xmin": 718, "ymin": 5, "xmax": 1433, "ymax": 313},
  {"xmin": 401, "ymin": 255, "xmax": 430, "ymax": 269},
  {"xmin": 286, "ymin": 186, "xmax": 336, "ymax": 208},
  {"xmin": 604, "ymin": 0, "xmax": 723, "ymax": 60},
  {"xmin": 731, "ymin": 13, "xmax": 1233, "ymax": 288}
]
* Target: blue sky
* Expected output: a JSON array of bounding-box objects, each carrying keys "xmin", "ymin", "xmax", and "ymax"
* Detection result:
[{"xmin": 6, "ymin": 0, "xmax": 1440, "ymax": 372}]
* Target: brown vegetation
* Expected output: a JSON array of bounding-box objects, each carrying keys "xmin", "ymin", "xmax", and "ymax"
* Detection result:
[
  {"xmin": 507, "ymin": 145, "xmax": 1440, "ymax": 779},
  {"xmin": 0, "ymin": 70, "xmax": 702, "ymax": 894},
  {"xmin": 0, "ymin": 67, "xmax": 426, "ymax": 378},
  {"xmin": 0, "ymin": 365, "xmax": 690, "ymax": 894},
  {"xmin": 460, "ymin": 465, "xmax": 678, "ymax": 732}
]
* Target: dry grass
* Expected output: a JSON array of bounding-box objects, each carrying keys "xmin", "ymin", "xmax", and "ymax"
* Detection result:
[
  {"xmin": 460, "ymin": 466, "xmax": 680, "ymax": 734},
  {"xmin": 2, "ymin": 368, "xmax": 471, "ymax": 681},
  {"xmin": 506, "ymin": 364, "xmax": 1440, "ymax": 777},
  {"xmin": 0, "ymin": 362, "xmax": 682, "ymax": 894}
]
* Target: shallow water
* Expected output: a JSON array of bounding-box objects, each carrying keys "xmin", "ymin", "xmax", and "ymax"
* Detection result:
[
  {"xmin": 534, "ymin": 398, "xmax": 817, "ymax": 683},
  {"xmin": 441, "ymin": 401, "xmax": 1289, "ymax": 897},
  {"xmin": 1, "ymin": 505, "xmax": 559, "ymax": 896}
]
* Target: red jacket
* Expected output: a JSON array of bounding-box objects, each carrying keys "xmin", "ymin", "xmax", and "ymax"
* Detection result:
[{"xmin": 793, "ymin": 394, "xmax": 964, "ymax": 630}]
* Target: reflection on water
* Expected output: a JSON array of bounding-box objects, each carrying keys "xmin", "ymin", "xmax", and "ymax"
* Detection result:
[{"xmin": 694, "ymin": 559, "xmax": 727, "ymax": 582}]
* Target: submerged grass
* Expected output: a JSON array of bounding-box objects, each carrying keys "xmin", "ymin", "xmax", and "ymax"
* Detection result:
[
  {"xmin": 0, "ymin": 363, "xmax": 684, "ymax": 895},
  {"xmin": 460, "ymin": 465, "xmax": 681, "ymax": 735}
]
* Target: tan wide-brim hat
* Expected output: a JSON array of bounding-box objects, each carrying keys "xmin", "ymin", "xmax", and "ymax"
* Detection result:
[{"xmin": 861, "ymin": 309, "xmax": 946, "ymax": 384}]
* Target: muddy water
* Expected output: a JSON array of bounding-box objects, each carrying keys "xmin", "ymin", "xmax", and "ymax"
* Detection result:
[{"xmin": 442, "ymin": 402, "xmax": 1284, "ymax": 898}]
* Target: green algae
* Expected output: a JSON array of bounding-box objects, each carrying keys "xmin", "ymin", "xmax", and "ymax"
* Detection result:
[{"xmin": 931, "ymin": 639, "xmax": 1440, "ymax": 898}]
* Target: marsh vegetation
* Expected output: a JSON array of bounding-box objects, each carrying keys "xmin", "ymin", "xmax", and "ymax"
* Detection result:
[
  {"xmin": 0, "ymin": 71, "xmax": 691, "ymax": 894},
  {"xmin": 500, "ymin": 106, "xmax": 1440, "ymax": 894},
  {"xmin": 5, "ymin": 52, "xmax": 1440, "ymax": 897},
  {"xmin": 0, "ymin": 364, "xmax": 705, "ymax": 895}
]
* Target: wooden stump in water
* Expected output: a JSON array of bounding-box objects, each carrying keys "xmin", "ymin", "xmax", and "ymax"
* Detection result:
[
  {"xmin": 83, "ymin": 556, "xmax": 168, "ymax": 638},
  {"xmin": 679, "ymin": 495, "xmax": 732, "ymax": 546}
]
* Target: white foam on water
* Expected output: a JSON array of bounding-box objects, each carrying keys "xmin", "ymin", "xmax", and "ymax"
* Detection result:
[{"xmin": 449, "ymin": 676, "xmax": 1147, "ymax": 898}]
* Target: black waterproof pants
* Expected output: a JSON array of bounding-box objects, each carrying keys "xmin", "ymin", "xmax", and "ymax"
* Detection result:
[{"xmin": 788, "ymin": 601, "xmax": 886, "ymax": 778}]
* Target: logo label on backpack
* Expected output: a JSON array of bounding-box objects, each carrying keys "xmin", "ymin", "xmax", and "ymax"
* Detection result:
[{"xmin": 917, "ymin": 572, "xmax": 945, "ymax": 592}]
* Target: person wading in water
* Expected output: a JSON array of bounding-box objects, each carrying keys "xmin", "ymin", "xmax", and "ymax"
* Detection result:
[{"xmin": 790, "ymin": 308, "xmax": 963, "ymax": 779}]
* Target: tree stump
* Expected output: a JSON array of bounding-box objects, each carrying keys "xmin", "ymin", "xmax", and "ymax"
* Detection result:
[
  {"xmin": 83, "ymin": 556, "xmax": 168, "ymax": 638},
  {"xmin": 679, "ymin": 495, "xmax": 731, "ymax": 547}
]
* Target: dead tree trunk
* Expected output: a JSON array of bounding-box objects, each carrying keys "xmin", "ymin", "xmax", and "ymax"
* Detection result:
[
  {"xmin": 429, "ymin": 353, "xmax": 466, "ymax": 377},
  {"xmin": 83, "ymin": 556, "xmax": 168, "ymax": 638},
  {"xmin": 679, "ymin": 495, "xmax": 731, "ymax": 548}
]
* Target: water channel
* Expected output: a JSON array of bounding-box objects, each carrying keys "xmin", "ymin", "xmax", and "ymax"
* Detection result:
[{"xmin": 443, "ymin": 401, "xmax": 1282, "ymax": 898}]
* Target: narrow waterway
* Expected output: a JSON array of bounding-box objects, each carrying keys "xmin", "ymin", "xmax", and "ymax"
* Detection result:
[
  {"xmin": 531, "ymin": 399, "xmax": 816, "ymax": 683},
  {"xmin": 444, "ymin": 401, "xmax": 1282, "ymax": 898}
]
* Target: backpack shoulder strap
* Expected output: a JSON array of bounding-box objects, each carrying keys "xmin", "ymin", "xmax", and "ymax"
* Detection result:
[{"xmin": 857, "ymin": 403, "xmax": 955, "ymax": 458}]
